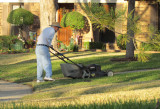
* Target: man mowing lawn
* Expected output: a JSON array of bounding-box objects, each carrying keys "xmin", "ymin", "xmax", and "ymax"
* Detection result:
[{"xmin": 36, "ymin": 22, "xmax": 61, "ymax": 83}]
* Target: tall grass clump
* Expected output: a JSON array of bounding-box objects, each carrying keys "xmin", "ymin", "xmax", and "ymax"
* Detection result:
[{"xmin": 0, "ymin": 99, "xmax": 158, "ymax": 109}]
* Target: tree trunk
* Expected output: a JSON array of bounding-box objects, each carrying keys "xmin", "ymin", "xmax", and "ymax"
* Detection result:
[
  {"xmin": 40, "ymin": 0, "xmax": 58, "ymax": 50},
  {"xmin": 126, "ymin": 0, "xmax": 135, "ymax": 58},
  {"xmin": 40, "ymin": 0, "xmax": 56, "ymax": 31}
]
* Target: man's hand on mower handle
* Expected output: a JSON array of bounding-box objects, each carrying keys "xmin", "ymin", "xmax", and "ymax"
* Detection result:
[
  {"xmin": 50, "ymin": 45, "xmax": 53, "ymax": 48},
  {"xmin": 53, "ymin": 52, "xmax": 63, "ymax": 56},
  {"xmin": 57, "ymin": 53, "xmax": 63, "ymax": 56}
]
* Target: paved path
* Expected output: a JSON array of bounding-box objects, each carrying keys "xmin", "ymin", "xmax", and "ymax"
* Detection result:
[
  {"xmin": 0, "ymin": 80, "xmax": 32, "ymax": 102},
  {"xmin": 114, "ymin": 68, "xmax": 160, "ymax": 75}
]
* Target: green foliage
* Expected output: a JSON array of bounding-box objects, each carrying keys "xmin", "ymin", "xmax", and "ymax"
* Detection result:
[
  {"xmin": 7, "ymin": 8, "xmax": 34, "ymax": 25},
  {"xmin": 127, "ymin": 10, "xmax": 141, "ymax": 35},
  {"xmin": 81, "ymin": 3, "xmax": 126, "ymax": 31},
  {"xmin": 0, "ymin": 35, "xmax": 24, "ymax": 51},
  {"xmin": 0, "ymin": 35, "xmax": 12, "ymax": 50},
  {"xmin": 68, "ymin": 38, "xmax": 75, "ymax": 51},
  {"xmin": 11, "ymin": 41, "xmax": 23, "ymax": 50},
  {"xmin": 140, "ymin": 43, "xmax": 159, "ymax": 51},
  {"xmin": 83, "ymin": 42, "xmax": 105, "ymax": 50},
  {"xmin": 139, "ymin": 25, "xmax": 160, "ymax": 51},
  {"xmin": 116, "ymin": 34, "xmax": 127, "ymax": 50},
  {"xmin": 60, "ymin": 11, "xmax": 85, "ymax": 30},
  {"xmin": 57, "ymin": 40, "xmax": 67, "ymax": 51},
  {"xmin": 149, "ymin": 32, "xmax": 160, "ymax": 51},
  {"xmin": 90, "ymin": 42, "xmax": 105, "ymax": 49},
  {"xmin": 83, "ymin": 42, "xmax": 90, "ymax": 50},
  {"xmin": 80, "ymin": 3, "xmax": 153, "ymax": 62},
  {"xmin": 58, "ymin": 38, "xmax": 78, "ymax": 52},
  {"xmin": 136, "ymin": 48, "xmax": 150, "ymax": 62}
]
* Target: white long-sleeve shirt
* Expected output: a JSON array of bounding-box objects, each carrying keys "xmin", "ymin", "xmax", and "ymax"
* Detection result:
[{"xmin": 37, "ymin": 27, "xmax": 55, "ymax": 46}]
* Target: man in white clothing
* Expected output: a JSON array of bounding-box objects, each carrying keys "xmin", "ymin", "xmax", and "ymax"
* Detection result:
[{"xmin": 36, "ymin": 22, "xmax": 61, "ymax": 82}]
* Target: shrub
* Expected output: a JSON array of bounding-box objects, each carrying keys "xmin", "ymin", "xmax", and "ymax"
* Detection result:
[
  {"xmin": 116, "ymin": 34, "xmax": 127, "ymax": 50},
  {"xmin": 68, "ymin": 38, "xmax": 75, "ymax": 51},
  {"xmin": 61, "ymin": 11, "xmax": 85, "ymax": 30},
  {"xmin": 11, "ymin": 41, "xmax": 24, "ymax": 50},
  {"xmin": 73, "ymin": 45, "xmax": 79, "ymax": 52},
  {"xmin": 90, "ymin": 42, "xmax": 105, "ymax": 49},
  {"xmin": 7, "ymin": 8, "xmax": 34, "ymax": 25},
  {"xmin": 83, "ymin": 42, "xmax": 105, "ymax": 50},
  {"xmin": 0, "ymin": 35, "xmax": 15, "ymax": 51},
  {"xmin": 0, "ymin": 35, "xmax": 24, "ymax": 52},
  {"xmin": 58, "ymin": 38, "xmax": 78, "ymax": 52}
]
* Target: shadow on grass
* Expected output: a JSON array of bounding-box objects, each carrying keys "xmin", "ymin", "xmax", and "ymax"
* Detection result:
[
  {"xmin": 32, "ymin": 69, "xmax": 160, "ymax": 95},
  {"xmin": 0, "ymin": 63, "xmax": 37, "ymax": 83},
  {"xmin": 33, "ymin": 76, "xmax": 92, "ymax": 91},
  {"xmin": 14, "ymin": 76, "xmax": 37, "ymax": 83},
  {"xmin": 15, "ymin": 59, "xmax": 37, "ymax": 64},
  {"xmin": 80, "ymin": 79, "xmax": 160, "ymax": 95},
  {"xmin": 1, "ymin": 53, "xmax": 160, "ymax": 91},
  {"xmin": 8, "ymin": 53, "xmax": 160, "ymax": 91}
]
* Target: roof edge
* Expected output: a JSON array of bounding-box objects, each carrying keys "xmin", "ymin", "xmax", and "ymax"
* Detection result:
[{"xmin": 0, "ymin": 0, "xmax": 127, "ymax": 3}]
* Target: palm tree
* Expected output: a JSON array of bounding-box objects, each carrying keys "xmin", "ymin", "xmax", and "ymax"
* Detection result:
[{"xmin": 126, "ymin": 0, "xmax": 136, "ymax": 59}]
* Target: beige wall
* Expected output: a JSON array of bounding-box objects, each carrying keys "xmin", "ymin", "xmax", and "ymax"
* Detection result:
[
  {"xmin": 135, "ymin": 1, "xmax": 157, "ymax": 48},
  {"xmin": 0, "ymin": 3, "xmax": 10, "ymax": 35},
  {"xmin": 115, "ymin": 3, "xmax": 127, "ymax": 37},
  {"xmin": 0, "ymin": 3, "xmax": 2, "ymax": 35},
  {"xmin": 114, "ymin": 1, "xmax": 158, "ymax": 48},
  {"xmin": 135, "ymin": 1, "xmax": 156, "ymax": 47},
  {"xmin": 0, "ymin": 1, "xmax": 158, "ymax": 50},
  {"xmin": 25, "ymin": 3, "xmax": 40, "ymax": 36}
]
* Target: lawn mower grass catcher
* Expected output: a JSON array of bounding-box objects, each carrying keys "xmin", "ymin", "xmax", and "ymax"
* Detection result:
[{"xmin": 49, "ymin": 46, "xmax": 114, "ymax": 79}]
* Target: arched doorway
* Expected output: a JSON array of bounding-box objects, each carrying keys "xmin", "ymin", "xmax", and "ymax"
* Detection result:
[{"xmin": 100, "ymin": 28, "xmax": 115, "ymax": 43}]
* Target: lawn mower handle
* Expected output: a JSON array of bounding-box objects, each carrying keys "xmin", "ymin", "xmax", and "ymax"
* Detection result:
[{"xmin": 48, "ymin": 46, "xmax": 83, "ymax": 68}]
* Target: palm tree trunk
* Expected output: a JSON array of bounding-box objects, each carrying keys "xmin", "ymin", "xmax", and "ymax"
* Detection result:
[{"xmin": 126, "ymin": 0, "xmax": 135, "ymax": 58}]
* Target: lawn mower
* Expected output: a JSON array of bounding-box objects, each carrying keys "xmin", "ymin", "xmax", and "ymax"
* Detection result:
[{"xmin": 48, "ymin": 45, "xmax": 114, "ymax": 79}]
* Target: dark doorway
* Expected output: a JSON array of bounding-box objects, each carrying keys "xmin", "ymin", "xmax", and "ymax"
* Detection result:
[
  {"xmin": 99, "ymin": 3, "xmax": 116, "ymax": 43},
  {"xmin": 100, "ymin": 28, "xmax": 115, "ymax": 43}
]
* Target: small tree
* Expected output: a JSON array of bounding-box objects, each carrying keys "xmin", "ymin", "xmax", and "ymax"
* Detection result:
[
  {"xmin": 61, "ymin": 11, "xmax": 85, "ymax": 45},
  {"xmin": 7, "ymin": 8, "xmax": 34, "ymax": 47},
  {"xmin": 79, "ymin": 3, "xmax": 154, "ymax": 62},
  {"xmin": 61, "ymin": 11, "xmax": 85, "ymax": 30}
]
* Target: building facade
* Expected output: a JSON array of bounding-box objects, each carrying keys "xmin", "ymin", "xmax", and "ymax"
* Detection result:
[{"xmin": 0, "ymin": 0, "xmax": 159, "ymax": 50}]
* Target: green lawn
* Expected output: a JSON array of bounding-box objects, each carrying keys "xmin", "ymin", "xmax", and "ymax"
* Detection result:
[{"xmin": 0, "ymin": 51, "xmax": 160, "ymax": 109}]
